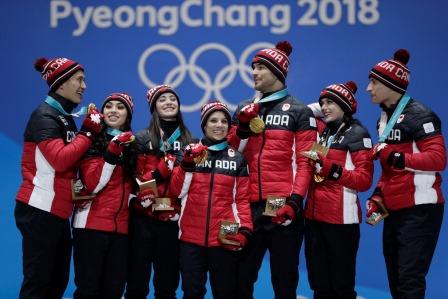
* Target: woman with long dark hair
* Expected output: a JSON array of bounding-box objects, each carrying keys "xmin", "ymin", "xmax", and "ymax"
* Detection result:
[
  {"xmin": 125, "ymin": 85, "xmax": 193, "ymax": 299},
  {"xmin": 72, "ymin": 92, "xmax": 136, "ymax": 299}
]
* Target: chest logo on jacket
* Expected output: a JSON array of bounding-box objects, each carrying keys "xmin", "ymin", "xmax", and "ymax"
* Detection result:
[
  {"xmin": 198, "ymin": 159, "xmax": 237, "ymax": 171},
  {"xmin": 386, "ymin": 129, "xmax": 401, "ymax": 141},
  {"xmin": 264, "ymin": 114, "xmax": 289, "ymax": 126},
  {"xmin": 66, "ymin": 131, "xmax": 76, "ymax": 143}
]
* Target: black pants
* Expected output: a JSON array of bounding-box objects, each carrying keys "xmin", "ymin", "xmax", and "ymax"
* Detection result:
[
  {"xmin": 125, "ymin": 209, "xmax": 180, "ymax": 299},
  {"xmin": 237, "ymin": 201, "xmax": 304, "ymax": 299},
  {"xmin": 383, "ymin": 204, "xmax": 443, "ymax": 299},
  {"xmin": 73, "ymin": 228, "xmax": 128, "ymax": 299},
  {"xmin": 304, "ymin": 219, "xmax": 359, "ymax": 299},
  {"xmin": 179, "ymin": 241, "xmax": 239, "ymax": 299},
  {"xmin": 14, "ymin": 201, "xmax": 72, "ymax": 299}
]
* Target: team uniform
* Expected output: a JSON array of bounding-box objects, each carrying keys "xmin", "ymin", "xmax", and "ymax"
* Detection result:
[
  {"xmin": 228, "ymin": 93, "xmax": 317, "ymax": 299},
  {"xmin": 125, "ymin": 123, "xmax": 184, "ymax": 299},
  {"xmin": 169, "ymin": 137, "xmax": 252, "ymax": 299},
  {"xmin": 15, "ymin": 92, "xmax": 92, "ymax": 298},
  {"xmin": 375, "ymin": 98, "xmax": 445, "ymax": 298},
  {"xmin": 72, "ymin": 131, "xmax": 134, "ymax": 299},
  {"xmin": 305, "ymin": 117, "xmax": 373, "ymax": 299}
]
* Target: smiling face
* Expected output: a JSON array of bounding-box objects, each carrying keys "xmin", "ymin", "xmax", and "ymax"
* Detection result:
[
  {"xmin": 155, "ymin": 92, "xmax": 179, "ymax": 120},
  {"xmin": 252, "ymin": 62, "xmax": 284, "ymax": 93},
  {"xmin": 56, "ymin": 70, "xmax": 86, "ymax": 104},
  {"xmin": 204, "ymin": 111, "xmax": 229, "ymax": 141},
  {"xmin": 320, "ymin": 98, "xmax": 345, "ymax": 123},
  {"xmin": 103, "ymin": 100, "xmax": 128, "ymax": 129}
]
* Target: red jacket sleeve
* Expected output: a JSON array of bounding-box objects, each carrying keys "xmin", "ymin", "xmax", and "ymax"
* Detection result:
[
  {"xmin": 169, "ymin": 166, "xmax": 191, "ymax": 198},
  {"xmin": 338, "ymin": 150, "xmax": 374, "ymax": 192},
  {"xmin": 136, "ymin": 153, "xmax": 160, "ymax": 181},
  {"xmin": 405, "ymin": 135, "xmax": 447, "ymax": 171},
  {"xmin": 292, "ymin": 129, "xmax": 316, "ymax": 197},
  {"xmin": 37, "ymin": 134, "xmax": 92, "ymax": 172},
  {"xmin": 235, "ymin": 169, "xmax": 253, "ymax": 231},
  {"xmin": 80, "ymin": 156, "xmax": 116, "ymax": 194}
]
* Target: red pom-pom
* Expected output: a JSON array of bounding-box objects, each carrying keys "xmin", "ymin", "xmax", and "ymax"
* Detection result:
[
  {"xmin": 393, "ymin": 49, "xmax": 410, "ymax": 65},
  {"xmin": 345, "ymin": 81, "xmax": 357, "ymax": 93},
  {"xmin": 34, "ymin": 57, "xmax": 48, "ymax": 72},
  {"xmin": 275, "ymin": 41, "xmax": 292, "ymax": 56}
]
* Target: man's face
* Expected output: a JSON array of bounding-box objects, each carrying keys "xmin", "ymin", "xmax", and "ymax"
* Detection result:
[
  {"xmin": 366, "ymin": 77, "xmax": 396, "ymax": 106},
  {"xmin": 252, "ymin": 62, "xmax": 280, "ymax": 93},
  {"xmin": 57, "ymin": 70, "xmax": 86, "ymax": 104}
]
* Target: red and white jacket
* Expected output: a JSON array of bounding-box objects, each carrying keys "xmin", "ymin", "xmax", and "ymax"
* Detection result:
[
  {"xmin": 375, "ymin": 98, "xmax": 446, "ymax": 211},
  {"xmin": 16, "ymin": 94, "xmax": 91, "ymax": 219},
  {"xmin": 305, "ymin": 118, "xmax": 374, "ymax": 224},
  {"xmin": 169, "ymin": 142, "xmax": 252, "ymax": 247},
  {"xmin": 228, "ymin": 94, "xmax": 317, "ymax": 201},
  {"xmin": 72, "ymin": 138, "xmax": 134, "ymax": 234}
]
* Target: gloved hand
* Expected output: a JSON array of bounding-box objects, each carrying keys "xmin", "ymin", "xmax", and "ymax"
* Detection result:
[
  {"xmin": 80, "ymin": 107, "xmax": 104, "ymax": 138},
  {"xmin": 181, "ymin": 143, "xmax": 208, "ymax": 171},
  {"xmin": 238, "ymin": 103, "xmax": 260, "ymax": 124},
  {"xmin": 107, "ymin": 131, "xmax": 135, "ymax": 156},
  {"xmin": 135, "ymin": 189, "xmax": 155, "ymax": 209},
  {"xmin": 154, "ymin": 154, "xmax": 176, "ymax": 181},
  {"xmin": 370, "ymin": 143, "xmax": 387, "ymax": 160},
  {"xmin": 385, "ymin": 151, "xmax": 405, "ymax": 169},
  {"xmin": 154, "ymin": 202, "xmax": 181, "ymax": 222},
  {"xmin": 271, "ymin": 194, "xmax": 302, "ymax": 226},
  {"xmin": 221, "ymin": 232, "xmax": 248, "ymax": 251},
  {"xmin": 104, "ymin": 131, "xmax": 134, "ymax": 164},
  {"xmin": 365, "ymin": 187, "xmax": 383, "ymax": 217},
  {"xmin": 314, "ymin": 153, "xmax": 343, "ymax": 180}
]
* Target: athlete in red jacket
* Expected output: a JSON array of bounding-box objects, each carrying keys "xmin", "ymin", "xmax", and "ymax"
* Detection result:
[
  {"xmin": 125, "ymin": 85, "xmax": 194, "ymax": 299},
  {"xmin": 367, "ymin": 49, "xmax": 446, "ymax": 299},
  {"xmin": 304, "ymin": 81, "xmax": 373, "ymax": 299},
  {"xmin": 72, "ymin": 93, "xmax": 135, "ymax": 299},
  {"xmin": 15, "ymin": 57, "xmax": 103, "ymax": 299},
  {"xmin": 170, "ymin": 101, "xmax": 252, "ymax": 299},
  {"xmin": 227, "ymin": 41, "xmax": 317, "ymax": 299}
]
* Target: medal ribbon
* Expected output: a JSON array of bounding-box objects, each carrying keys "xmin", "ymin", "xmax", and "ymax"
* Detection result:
[
  {"xmin": 159, "ymin": 127, "xmax": 181, "ymax": 152},
  {"xmin": 253, "ymin": 88, "xmax": 289, "ymax": 104},
  {"xmin": 106, "ymin": 127, "xmax": 122, "ymax": 137},
  {"xmin": 206, "ymin": 140, "xmax": 228, "ymax": 151},
  {"xmin": 45, "ymin": 96, "xmax": 87, "ymax": 118},
  {"xmin": 378, "ymin": 94, "xmax": 410, "ymax": 142}
]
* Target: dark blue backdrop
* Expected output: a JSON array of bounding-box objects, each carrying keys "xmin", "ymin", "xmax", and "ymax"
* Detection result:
[{"xmin": 1, "ymin": 1, "xmax": 447, "ymax": 298}]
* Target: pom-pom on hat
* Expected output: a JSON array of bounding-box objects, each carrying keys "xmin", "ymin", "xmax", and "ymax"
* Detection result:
[
  {"xmin": 102, "ymin": 92, "xmax": 134, "ymax": 120},
  {"xmin": 34, "ymin": 57, "xmax": 84, "ymax": 91},
  {"xmin": 200, "ymin": 100, "xmax": 231, "ymax": 133},
  {"xmin": 146, "ymin": 84, "xmax": 180, "ymax": 113},
  {"xmin": 252, "ymin": 41, "xmax": 292, "ymax": 84},
  {"xmin": 369, "ymin": 49, "xmax": 410, "ymax": 94},
  {"xmin": 319, "ymin": 81, "xmax": 358, "ymax": 116}
]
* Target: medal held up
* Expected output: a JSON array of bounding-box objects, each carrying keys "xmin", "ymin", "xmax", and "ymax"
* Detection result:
[{"xmin": 300, "ymin": 143, "xmax": 330, "ymax": 183}]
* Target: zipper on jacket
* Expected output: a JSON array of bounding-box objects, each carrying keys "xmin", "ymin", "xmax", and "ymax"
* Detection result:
[
  {"xmin": 204, "ymin": 156, "xmax": 217, "ymax": 247},
  {"xmin": 114, "ymin": 173, "xmax": 126, "ymax": 233},
  {"xmin": 257, "ymin": 130, "xmax": 266, "ymax": 201}
]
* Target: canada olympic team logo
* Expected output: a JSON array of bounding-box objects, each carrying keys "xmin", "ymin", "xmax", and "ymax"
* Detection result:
[{"xmin": 138, "ymin": 42, "xmax": 274, "ymax": 112}]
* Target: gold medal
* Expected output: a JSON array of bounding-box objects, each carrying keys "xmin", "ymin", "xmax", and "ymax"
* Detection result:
[
  {"xmin": 87, "ymin": 103, "xmax": 96, "ymax": 113},
  {"xmin": 249, "ymin": 117, "xmax": 265, "ymax": 134},
  {"xmin": 314, "ymin": 174, "xmax": 325, "ymax": 183},
  {"xmin": 193, "ymin": 150, "xmax": 208, "ymax": 165}
]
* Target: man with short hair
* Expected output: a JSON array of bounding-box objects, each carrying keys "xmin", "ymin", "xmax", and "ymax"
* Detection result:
[
  {"xmin": 15, "ymin": 57, "xmax": 103, "ymax": 299},
  {"xmin": 228, "ymin": 41, "xmax": 317, "ymax": 299},
  {"xmin": 367, "ymin": 49, "xmax": 446, "ymax": 299}
]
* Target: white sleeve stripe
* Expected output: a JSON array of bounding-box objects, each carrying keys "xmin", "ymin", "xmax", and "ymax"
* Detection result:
[{"xmin": 92, "ymin": 162, "xmax": 116, "ymax": 194}]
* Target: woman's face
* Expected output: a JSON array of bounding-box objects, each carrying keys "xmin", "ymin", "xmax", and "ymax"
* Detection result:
[
  {"xmin": 155, "ymin": 92, "xmax": 179, "ymax": 120},
  {"xmin": 103, "ymin": 100, "xmax": 128, "ymax": 129},
  {"xmin": 320, "ymin": 98, "xmax": 344, "ymax": 123},
  {"xmin": 204, "ymin": 111, "xmax": 229, "ymax": 141}
]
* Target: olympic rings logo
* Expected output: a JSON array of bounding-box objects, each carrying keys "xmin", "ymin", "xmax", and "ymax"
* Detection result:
[{"xmin": 138, "ymin": 42, "xmax": 274, "ymax": 112}]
